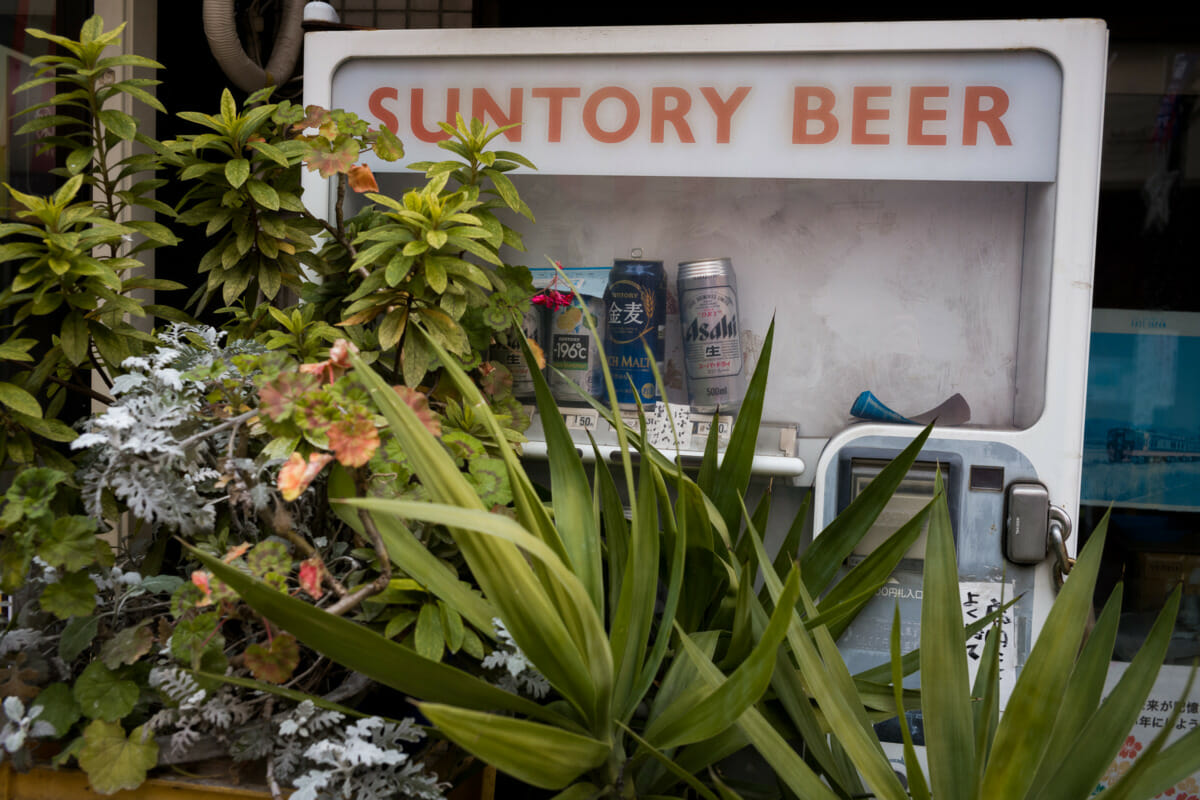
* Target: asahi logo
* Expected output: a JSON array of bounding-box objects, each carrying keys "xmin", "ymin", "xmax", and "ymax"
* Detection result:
[{"xmin": 684, "ymin": 314, "xmax": 738, "ymax": 343}]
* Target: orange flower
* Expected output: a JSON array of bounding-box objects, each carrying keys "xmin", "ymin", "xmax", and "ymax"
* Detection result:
[
  {"xmin": 190, "ymin": 570, "xmax": 213, "ymax": 607},
  {"xmin": 278, "ymin": 452, "xmax": 334, "ymax": 501},
  {"xmin": 347, "ymin": 164, "xmax": 379, "ymax": 193}
]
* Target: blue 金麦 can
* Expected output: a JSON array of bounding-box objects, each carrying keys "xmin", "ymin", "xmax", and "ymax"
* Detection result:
[{"xmin": 602, "ymin": 258, "xmax": 665, "ymax": 409}]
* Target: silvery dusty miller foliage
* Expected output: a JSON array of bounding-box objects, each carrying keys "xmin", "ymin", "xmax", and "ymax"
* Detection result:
[{"xmin": 71, "ymin": 325, "xmax": 269, "ymax": 535}]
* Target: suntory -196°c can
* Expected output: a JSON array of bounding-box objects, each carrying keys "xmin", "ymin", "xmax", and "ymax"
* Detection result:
[
  {"xmin": 677, "ymin": 257, "xmax": 744, "ymax": 412},
  {"xmin": 603, "ymin": 259, "xmax": 665, "ymax": 409},
  {"xmin": 549, "ymin": 294, "xmax": 605, "ymax": 404}
]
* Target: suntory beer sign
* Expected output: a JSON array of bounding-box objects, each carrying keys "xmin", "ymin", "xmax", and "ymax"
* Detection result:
[{"xmin": 330, "ymin": 51, "xmax": 1062, "ymax": 181}]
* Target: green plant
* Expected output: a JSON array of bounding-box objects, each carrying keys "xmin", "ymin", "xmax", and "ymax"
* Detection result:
[
  {"xmin": 748, "ymin": 466, "xmax": 1200, "ymax": 800},
  {"xmin": 0, "ymin": 16, "xmax": 185, "ymax": 469},
  {"xmin": 195, "ymin": 310, "xmax": 952, "ymax": 798}
]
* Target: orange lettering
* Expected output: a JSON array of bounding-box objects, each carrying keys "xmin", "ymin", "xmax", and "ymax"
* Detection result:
[
  {"xmin": 369, "ymin": 87, "xmax": 399, "ymax": 134},
  {"xmin": 963, "ymin": 86, "xmax": 1012, "ymax": 146},
  {"xmin": 472, "ymin": 88, "xmax": 523, "ymax": 142},
  {"xmin": 851, "ymin": 86, "xmax": 890, "ymax": 145},
  {"xmin": 651, "ymin": 87, "xmax": 694, "ymax": 144},
  {"xmin": 700, "ymin": 86, "xmax": 750, "ymax": 144},
  {"xmin": 907, "ymin": 86, "xmax": 948, "ymax": 146},
  {"xmin": 411, "ymin": 88, "xmax": 459, "ymax": 143},
  {"xmin": 792, "ymin": 87, "xmax": 838, "ymax": 144},
  {"xmin": 583, "ymin": 87, "xmax": 640, "ymax": 144},
  {"xmin": 531, "ymin": 87, "xmax": 581, "ymax": 142}
]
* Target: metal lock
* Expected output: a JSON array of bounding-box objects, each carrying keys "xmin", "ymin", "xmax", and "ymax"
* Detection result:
[{"xmin": 1003, "ymin": 481, "xmax": 1072, "ymax": 566}]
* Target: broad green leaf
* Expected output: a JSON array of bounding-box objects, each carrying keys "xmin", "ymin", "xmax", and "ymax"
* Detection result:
[
  {"xmin": 225, "ymin": 158, "xmax": 251, "ymax": 189},
  {"xmin": 415, "ymin": 603, "xmax": 445, "ymax": 661},
  {"xmin": 801, "ymin": 423, "xmax": 933, "ymax": 595},
  {"xmin": 40, "ymin": 571, "xmax": 96, "ymax": 618},
  {"xmin": 980, "ymin": 511, "xmax": 1110, "ymax": 799},
  {"xmin": 244, "ymin": 632, "xmax": 301, "ymax": 683},
  {"xmin": 59, "ymin": 615, "xmax": 100, "ymax": 662},
  {"xmin": 77, "ymin": 721, "xmax": 158, "ymax": 794},
  {"xmin": 60, "ymin": 311, "xmax": 89, "ymax": 366},
  {"xmin": 99, "ymin": 620, "xmax": 155, "ymax": 669},
  {"xmin": 0, "ymin": 381, "xmax": 42, "ymax": 418},
  {"xmin": 32, "ymin": 682, "xmax": 81, "ymax": 737},
  {"xmin": 98, "ymin": 108, "xmax": 137, "ymax": 140},
  {"xmin": 419, "ymin": 703, "xmax": 608, "ymax": 790},
  {"xmin": 246, "ymin": 178, "xmax": 280, "ymax": 210},
  {"xmin": 920, "ymin": 469, "xmax": 975, "ymax": 800},
  {"xmin": 73, "ymin": 662, "xmax": 138, "ymax": 721},
  {"xmin": 38, "ymin": 515, "xmax": 96, "ymax": 570}
]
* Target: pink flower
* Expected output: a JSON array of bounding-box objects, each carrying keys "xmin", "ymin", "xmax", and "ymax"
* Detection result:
[
  {"xmin": 298, "ymin": 557, "xmax": 324, "ymax": 600},
  {"xmin": 531, "ymin": 290, "xmax": 573, "ymax": 310}
]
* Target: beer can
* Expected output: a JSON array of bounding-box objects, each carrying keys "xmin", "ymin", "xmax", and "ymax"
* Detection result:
[
  {"xmin": 507, "ymin": 305, "xmax": 544, "ymax": 400},
  {"xmin": 603, "ymin": 259, "xmax": 666, "ymax": 409},
  {"xmin": 677, "ymin": 257, "xmax": 744, "ymax": 412},
  {"xmin": 549, "ymin": 295, "xmax": 605, "ymax": 404}
]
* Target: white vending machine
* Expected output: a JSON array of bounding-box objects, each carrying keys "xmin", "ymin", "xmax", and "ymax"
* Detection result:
[{"xmin": 304, "ymin": 13, "xmax": 1108, "ymax": 727}]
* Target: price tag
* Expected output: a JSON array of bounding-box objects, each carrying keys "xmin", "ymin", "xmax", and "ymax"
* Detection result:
[
  {"xmin": 561, "ymin": 410, "xmax": 600, "ymax": 430},
  {"xmin": 691, "ymin": 416, "xmax": 733, "ymax": 441}
]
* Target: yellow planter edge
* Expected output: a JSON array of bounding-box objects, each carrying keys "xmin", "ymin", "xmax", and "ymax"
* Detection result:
[{"xmin": 0, "ymin": 764, "xmax": 275, "ymax": 800}]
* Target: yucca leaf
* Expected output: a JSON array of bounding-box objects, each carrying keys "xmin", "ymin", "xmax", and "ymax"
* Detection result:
[
  {"xmin": 743, "ymin": 514, "xmax": 908, "ymax": 800},
  {"xmin": 679, "ymin": 627, "xmax": 842, "ymax": 800},
  {"xmin": 590, "ymin": 434, "xmax": 630, "ymax": 623},
  {"xmin": 611, "ymin": 412, "xmax": 662, "ymax": 722},
  {"xmin": 1104, "ymin": 715, "xmax": 1200, "ymax": 800},
  {"xmin": 649, "ymin": 566, "xmax": 802, "ymax": 750},
  {"xmin": 801, "ymin": 424, "xmax": 934, "ymax": 595},
  {"xmin": 816, "ymin": 496, "xmax": 933, "ymax": 640},
  {"xmin": 419, "ymin": 703, "xmax": 608, "ymax": 790},
  {"xmin": 350, "ymin": 347, "xmax": 610, "ymax": 728},
  {"xmin": 624, "ymin": 465, "xmax": 689, "ymax": 720},
  {"xmin": 524, "ymin": 331, "xmax": 603, "ymax": 614},
  {"xmin": 980, "ymin": 508, "xmax": 1109, "ymax": 799},
  {"xmin": 1098, "ymin": 665, "xmax": 1198, "ymax": 800},
  {"xmin": 891, "ymin": 604, "xmax": 931, "ymax": 800},
  {"xmin": 766, "ymin": 644, "xmax": 856, "ymax": 792},
  {"xmin": 770, "ymin": 489, "xmax": 811, "ymax": 587},
  {"xmin": 1026, "ymin": 584, "xmax": 1124, "ymax": 794},
  {"xmin": 341, "ymin": 497, "xmax": 610, "ymax": 729},
  {"xmin": 619, "ymin": 722, "xmax": 722, "ymax": 800},
  {"xmin": 710, "ymin": 318, "xmax": 773, "ymax": 534},
  {"xmin": 920, "ymin": 468, "xmax": 976, "ymax": 800},
  {"xmin": 327, "ymin": 467, "xmax": 497, "ymax": 635},
  {"xmin": 969, "ymin": 623, "xmax": 1001, "ymax": 798},
  {"xmin": 1032, "ymin": 584, "xmax": 1181, "ymax": 800}
]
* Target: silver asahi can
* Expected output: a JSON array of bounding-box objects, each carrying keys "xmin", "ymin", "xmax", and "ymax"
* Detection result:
[
  {"xmin": 677, "ymin": 258, "xmax": 744, "ymax": 412},
  {"xmin": 508, "ymin": 305, "xmax": 545, "ymax": 400},
  {"xmin": 549, "ymin": 295, "xmax": 605, "ymax": 403}
]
